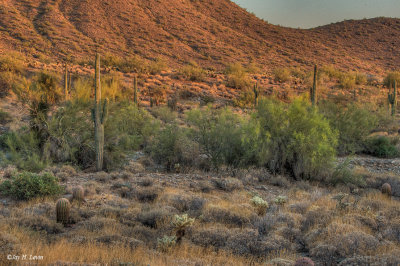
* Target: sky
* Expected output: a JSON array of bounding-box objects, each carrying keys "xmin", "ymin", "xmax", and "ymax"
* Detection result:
[{"xmin": 233, "ymin": 0, "xmax": 400, "ymax": 29}]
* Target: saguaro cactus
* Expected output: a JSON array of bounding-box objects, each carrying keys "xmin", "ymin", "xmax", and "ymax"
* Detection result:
[
  {"xmin": 253, "ymin": 81, "xmax": 259, "ymax": 107},
  {"xmin": 92, "ymin": 53, "xmax": 108, "ymax": 171},
  {"xmin": 310, "ymin": 65, "xmax": 317, "ymax": 106},
  {"xmin": 56, "ymin": 198, "xmax": 71, "ymax": 225},
  {"xmin": 388, "ymin": 80, "xmax": 397, "ymax": 116},
  {"xmin": 64, "ymin": 64, "xmax": 69, "ymax": 101},
  {"xmin": 133, "ymin": 75, "xmax": 139, "ymax": 106}
]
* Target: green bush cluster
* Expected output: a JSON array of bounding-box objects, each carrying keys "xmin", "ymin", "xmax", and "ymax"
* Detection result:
[
  {"xmin": 319, "ymin": 101, "xmax": 394, "ymax": 155},
  {"xmin": 180, "ymin": 61, "xmax": 206, "ymax": 82},
  {"xmin": 147, "ymin": 98, "xmax": 338, "ymax": 181},
  {"xmin": 0, "ymin": 52, "xmax": 26, "ymax": 96},
  {"xmin": 1, "ymin": 100, "xmax": 158, "ymax": 171},
  {"xmin": 364, "ymin": 136, "xmax": 399, "ymax": 158},
  {"xmin": 0, "ymin": 172, "xmax": 62, "ymax": 200},
  {"xmin": 0, "ymin": 129, "xmax": 48, "ymax": 172},
  {"xmin": 249, "ymin": 97, "xmax": 338, "ymax": 180},
  {"xmin": 225, "ymin": 63, "xmax": 252, "ymax": 90}
]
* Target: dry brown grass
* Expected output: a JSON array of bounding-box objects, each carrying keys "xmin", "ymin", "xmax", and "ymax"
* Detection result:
[{"xmin": 1, "ymin": 165, "xmax": 400, "ymax": 265}]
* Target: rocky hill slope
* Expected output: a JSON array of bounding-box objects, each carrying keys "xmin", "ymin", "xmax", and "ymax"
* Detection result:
[{"xmin": 0, "ymin": 0, "xmax": 399, "ymax": 73}]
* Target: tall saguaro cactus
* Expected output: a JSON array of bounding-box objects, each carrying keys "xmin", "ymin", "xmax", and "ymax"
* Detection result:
[
  {"xmin": 388, "ymin": 80, "xmax": 397, "ymax": 116},
  {"xmin": 253, "ymin": 81, "xmax": 259, "ymax": 107},
  {"xmin": 92, "ymin": 53, "xmax": 108, "ymax": 171},
  {"xmin": 64, "ymin": 64, "xmax": 69, "ymax": 101},
  {"xmin": 310, "ymin": 65, "xmax": 317, "ymax": 106},
  {"xmin": 133, "ymin": 75, "xmax": 138, "ymax": 106}
]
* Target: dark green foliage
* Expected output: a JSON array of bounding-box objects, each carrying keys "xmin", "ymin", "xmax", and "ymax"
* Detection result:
[
  {"xmin": 364, "ymin": 136, "xmax": 399, "ymax": 158},
  {"xmin": 319, "ymin": 102, "xmax": 380, "ymax": 155},
  {"xmin": 0, "ymin": 129, "xmax": 47, "ymax": 172},
  {"xmin": 186, "ymin": 107, "xmax": 246, "ymax": 168},
  {"xmin": 104, "ymin": 103, "xmax": 158, "ymax": 169},
  {"xmin": 148, "ymin": 124, "xmax": 198, "ymax": 171},
  {"xmin": 0, "ymin": 172, "xmax": 62, "ymax": 200},
  {"xmin": 46, "ymin": 100, "xmax": 157, "ymax": 170}
]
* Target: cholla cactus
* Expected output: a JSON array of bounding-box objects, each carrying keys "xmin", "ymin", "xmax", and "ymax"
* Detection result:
[
  {"xmin": 250, "ymin": 195, "xmax": 269, "ymax": 216},
  {"xmin": 56, "ymin": 198, "xmax": 71, "ymax": 225},
  {"xmin": 274, "ymin": 195, "xmax": 288, "ymax": 205},
  {"xmin": 332, "ymin": 193, "xmax": 351, "ymax": 210},
  {"xmin": 172, "ymin": 214, "xmax": 194, "ymax": 242},
  {"xmin": 157, "ymin": 235, "xmax": 177, "ymax": 252},
  {"xmin": 72, "ymin": 185, "xmax": 85, "ymax": 207}
]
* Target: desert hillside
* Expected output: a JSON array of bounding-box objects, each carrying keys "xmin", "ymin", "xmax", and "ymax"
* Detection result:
[{"xmin": 0, "ymin": 0, "xmax": 400, "ymax": 73}]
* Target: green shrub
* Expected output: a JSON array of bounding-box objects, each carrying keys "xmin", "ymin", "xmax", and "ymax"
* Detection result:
[
  {"xmin": 45, "ymin": 101, "xmax": 93, "ymax": 168},
  {"xmin": 383, "ymin": 72, "xmax": 400, "ymax": 88},
  {"xmin": 119, "ymin": 56, "xmax": 148, "ymax": 73},
  {"xmin": 0, "ymin": 130, "xmax": 47, "ymax": 172},
  {"xmin": 0, "ymin": 71, "xmax": 19, "ymax": 97},
  {"xmin": 321, "ymin": 65, "xmax": 342, "ymax": 80},
  {"xmin": 233, "ymin": 89, "xmax": 254, "ymax": 108},
  {"xmin": 180, "ymin": 62, "xmax": 206, "ymax": 82},
  {"xmin": 250, "ymin": 97, "xmax": 338, "ymax": 180},
  {"xmin": 355, "ymin": 72, "xmax": 367, "ymax": 85},
  {"xmin": 225, "ymin": 62, "xmax": 246, "ymax": 75},
  {"xmin": 0, "ymin": 52, "xmax": 25, "ymax": 73},
  {"xmin": 186, "ymin": 107, "xmax": 246, "ymax": 168},
  {"xmin": 148, "ymin": 58, "xmax": 168, "ymax": 75},
  {"xmin": 330, "ymin": 159, "xmax": 365, "ymax": 186},
  {"xmin": 0, "ymin": 109, "xmax": 11, "ymax": 124},
  {"xmin": 225, "ymin": 63, "xmax": 252, "ymax": 90},
  {"xmin": 0, "ymin": 172, "xmax": 62, "ymax": 200},
  {"xmin": 364, "ymin": 136, "xmax": 399, "ymax": 158},
  {"xmin": 101, "ymin": 73, "xmax": 124, "ymax": 101},
  {"xmin": 319, "ymin": 102, "xmax": 380, "ymax": 155},
  {"xmin": 148, "ymin": 86, "xmax": 167, "ymax": 106},
  {"xmin": 47, "ymin": 101, "xmax": 157, "ymax": 170},
  {"xmin": 273, "ymin": 68, "xmax": 291, "ymax": 83},
  {"xmin": 104, "ymin": 103, "xmax": 159, "ymax": 168},
  {"xmin": 151, "ymin": 106, "xmax": 177, "ymax": 123},
  {"xmin": 339, "ymin": 73, "xmax": 356, "ymax": 90},
  {"xmin": 147, "ymin": 124, "xmax": 199, "ymax": 171},
  {"xmin": 72, "ymin": 77, "xmax": 92, "ymax": 102}
]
